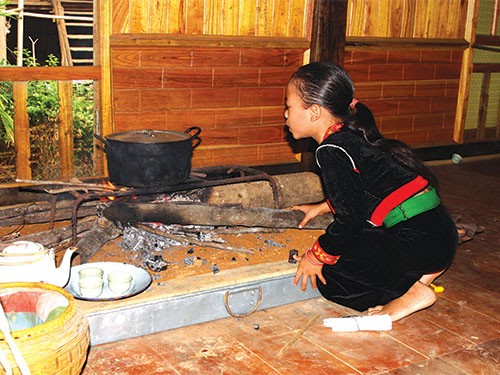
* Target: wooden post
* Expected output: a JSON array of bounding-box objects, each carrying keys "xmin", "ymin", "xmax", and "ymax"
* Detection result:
[
  {"xmin": 95, "ymin": 0, "xmax": 113, "ymax": 175},
  {"xmin": 301, "ymin": 0, "xmax": 348, "ymax": 172},
  {"xmin": 309, "ymin": 0, "xmax": 347, "ymax": 64},
  {"xmin": 13, "ymin": 81, "xmax": 31, "ymax": 179},
  {"xmin": 454, "ymin": 0, "xmax": 480, "ymax": 143},
  {"xmin": 58, "ymin": 80, "xmax": 75, "ymax": 179}
]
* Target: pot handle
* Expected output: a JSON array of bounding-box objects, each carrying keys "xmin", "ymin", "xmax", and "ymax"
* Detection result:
[
  {"xmin": 184, "ymin": 126, "xmax": 202, "ymax": 149},
  {"xmin": 94, "ymin": 133, "xmax": 111, "ymax": 150}
]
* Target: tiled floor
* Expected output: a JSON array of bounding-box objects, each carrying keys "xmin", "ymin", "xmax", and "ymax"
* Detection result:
[{"xmin": 81, "ymin": 157, "xmax": 500, "ymax": 374}]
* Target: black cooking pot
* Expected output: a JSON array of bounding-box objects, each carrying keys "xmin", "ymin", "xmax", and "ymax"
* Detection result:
[{"xmin": 94, "ymin": 127, "xmax": 201, "ymax": 187}]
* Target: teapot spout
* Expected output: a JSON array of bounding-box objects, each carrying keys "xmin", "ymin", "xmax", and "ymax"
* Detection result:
[{"xmin": 51, "ymin": 247, "xmax": 77, "ymax": 287}]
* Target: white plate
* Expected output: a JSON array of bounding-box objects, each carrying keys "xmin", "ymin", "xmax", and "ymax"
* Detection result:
[{"xmin": 66, "ymin": 262, "xmax": 152, "ymax": 301}]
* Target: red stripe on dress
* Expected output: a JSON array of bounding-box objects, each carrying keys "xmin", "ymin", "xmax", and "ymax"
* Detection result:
[{"xmin": 369, "ymin": 175, "xmax": 429, "ymax": 226}]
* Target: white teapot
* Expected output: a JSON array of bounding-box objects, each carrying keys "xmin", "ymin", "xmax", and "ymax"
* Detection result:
[{"xmin": 0, "ymin": 241, "xmax": 75, "ymax": 287}]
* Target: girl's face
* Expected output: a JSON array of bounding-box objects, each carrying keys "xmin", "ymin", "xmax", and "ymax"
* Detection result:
[{"xmin": 284, "ymin": 82, "xmax": 313, "ymax": 140}]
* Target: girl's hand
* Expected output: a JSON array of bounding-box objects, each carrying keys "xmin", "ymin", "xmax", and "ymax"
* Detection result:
[
  {"xmin": 290, "ymin": 201, "xmax": 331, "ymax": 228},
  {"xmin": 293, "ymin": 253, "xmax": 327, "ymax": 291}
]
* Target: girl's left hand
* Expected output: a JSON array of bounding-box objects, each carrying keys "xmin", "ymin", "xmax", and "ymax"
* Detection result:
[{"xmin": 293, "ymin": 253, "xmax": 327, "ymax": 291}]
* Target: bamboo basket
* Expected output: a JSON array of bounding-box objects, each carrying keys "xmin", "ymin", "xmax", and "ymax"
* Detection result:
[{"xmin": 0, "ymin": 282, "xmax": 90, "ymax": 375}]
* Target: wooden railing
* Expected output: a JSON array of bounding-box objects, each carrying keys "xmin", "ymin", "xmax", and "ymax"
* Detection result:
[
  {"xmin": 0, "ymin": 65, "xmax": 101, "ymax": 180},
  {"xmin": 470, "ymin": 35, "xmax": 500, "ymax": 141}
]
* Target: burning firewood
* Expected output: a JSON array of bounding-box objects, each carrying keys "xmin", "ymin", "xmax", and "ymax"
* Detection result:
[
  {"xmin": 2, "ymin": 216, "xmax": 97, "ymax": 248},
  {"xmin": 73, "ymin": 217, "xmax": 122, "ymax": 264},
  {"xmin": 135, "ymin": 223, "xmax": 254, "ymax": 255},
  {"xmin": 103, "ymin": 201, "xmax": 334, "ymax": 229}
]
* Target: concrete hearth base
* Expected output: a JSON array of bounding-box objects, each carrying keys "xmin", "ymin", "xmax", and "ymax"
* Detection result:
[{"xmin": 76, "ymin": 261, "xmax": 321, "ymax": 345}]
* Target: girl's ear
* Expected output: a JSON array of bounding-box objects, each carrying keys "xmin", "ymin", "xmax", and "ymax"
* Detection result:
[{"xmin": 309, "ymin": 104, "xmax": 321, "ymax": 122}]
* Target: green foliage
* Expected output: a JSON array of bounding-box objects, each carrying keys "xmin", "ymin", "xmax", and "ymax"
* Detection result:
[
  {"xmin": 0, "ymin": 85, "xmax": 14, "ymax": 144},
  {"xmin": 0, "ymin": 52, "xmax": 96, "ymax": 181},
  {"xmin": 72, "ymin": 80, "xmax": 95, "ymax": 176},
  {"xmin": 0, "ymin": 2, "xmax": 10, "ymax": 17}
]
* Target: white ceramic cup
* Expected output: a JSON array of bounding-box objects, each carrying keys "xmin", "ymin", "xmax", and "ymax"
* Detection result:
[
  {"xmin": 79, "ymin": 277, "xmax": 104, "ymax": 298},
  {"xmin": 79, "ymin": 267, "xmax": 104, "ymax": 281},
  {"xmin": 107, "ymin": 271, "xmax": 133, "ymax": 294},
  {"xmin": 451, "ymin": 153, "xmax": 463, "ymax": 164}
]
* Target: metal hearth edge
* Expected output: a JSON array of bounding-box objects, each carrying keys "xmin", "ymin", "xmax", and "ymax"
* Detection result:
[{"xmin": 82, "ymin": 262, "xmax": 321, "ymax": 345}]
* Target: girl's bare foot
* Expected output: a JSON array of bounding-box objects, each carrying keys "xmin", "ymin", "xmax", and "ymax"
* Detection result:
[
  {"xmin": 367, "ymin": 281, "xmax": 437, "ymax": 322},
  {"xmin": 420, "ymin": 270, "xmax": 445, "ymax": 286}
]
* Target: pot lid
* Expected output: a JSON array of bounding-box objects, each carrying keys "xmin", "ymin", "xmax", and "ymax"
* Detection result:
[
  {"xmin": 1, "ymin": 241, "xmax": 45, "ymax": 255},
  {"xmin": 107, "ymin": 130, "xmax": 190, "ymax": 144}
]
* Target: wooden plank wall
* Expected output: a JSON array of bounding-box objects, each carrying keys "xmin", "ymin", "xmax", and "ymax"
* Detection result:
[
  {"xmin": 347, "ymin": 0, "xmax": 467, "ymax": 38},
  {"xmin": 109, "ymin": 0, "xmax": 313, "ymax": 168},
  {"xmin": 107, "ymin": 0, "xmax": 471, "ymax": 168},
  {"xmin": 111, "ymin": 0, "xmax": 313, "ymax": 37},
  {"xmin": 111, "ymin": 36, "xmax": 308, "ymax": 167},
  {"xmin": 344, "ymin": 46, "xmax": 463, "ymax": 146}
]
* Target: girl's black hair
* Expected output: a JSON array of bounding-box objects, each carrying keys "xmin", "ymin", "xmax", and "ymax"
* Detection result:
[{"xmin": 290, "ymin": 61, "xmax": 439, "ymax": 189}]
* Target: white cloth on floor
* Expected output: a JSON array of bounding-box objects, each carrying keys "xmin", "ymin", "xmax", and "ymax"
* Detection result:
[{"xmin": 323, "ymin": 314, "xmax": 392, "ymax": 332}]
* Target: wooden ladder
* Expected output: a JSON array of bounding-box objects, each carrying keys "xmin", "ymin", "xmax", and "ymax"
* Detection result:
[{"xmin": 51, "ymin": 0, "xmax": 93, "ymax": 66}]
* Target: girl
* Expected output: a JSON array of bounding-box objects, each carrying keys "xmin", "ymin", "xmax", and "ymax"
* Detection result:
[{"xmin": 286, "ymin": 62, "xmax": 457, "ymax": 321}]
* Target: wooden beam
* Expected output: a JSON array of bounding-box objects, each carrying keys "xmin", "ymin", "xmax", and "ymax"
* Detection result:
[
  {"xmin": 475, "ymin": 35, "xmax": 500, "ymax": 46},
  {"xmin": 12, "ymin": 82, "xmax": 31, "ymax": 179},
  {"xmin": 346, "ymin": 37, "xmax": 468, "ymax": 49},
  {"xmin": 473, "ymin": 63, "xmax": 500, "ymax": 73},
  {"xmin": 110, "ymin": 34, "xmax": 311, "ymax": 49},
  {"xmin": 0, "ymin": 66, "xmax": 101, "ymax": 81}
]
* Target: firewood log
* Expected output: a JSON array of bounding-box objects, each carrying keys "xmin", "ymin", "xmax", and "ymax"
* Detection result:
[{"xmin": 103, "ymin": 201, "xmax": 333, "ymax": 229}]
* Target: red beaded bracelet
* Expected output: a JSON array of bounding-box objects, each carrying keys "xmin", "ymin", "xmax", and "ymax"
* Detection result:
[{"xmin": 305, "ymin": 249, "xmax": 323, "ymax": 266}]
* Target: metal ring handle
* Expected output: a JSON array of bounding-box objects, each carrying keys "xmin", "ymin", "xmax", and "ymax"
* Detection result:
[
  {"xmin": 94, "ymin": 133, "xmax": 111, "ymax": 149},
  {"xmin": 184, "ymin": 126, "xmax": 202, "ymax": 149},
  {"xmin": 223, "ymin": 286, "xmax": 262, "ymax": 318}
]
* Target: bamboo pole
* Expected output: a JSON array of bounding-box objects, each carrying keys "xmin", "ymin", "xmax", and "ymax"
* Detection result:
[
  {"xmin": 51, "ymin": 0, "xmax": 73, "ymax": 66},
  {"xmin": 2, "ymin": 10, "xmax": 93, "ymax": 22},
  {"xmin": 0, "ymin": 16, "xmax": 6, "ymax": 61},
  {"xmin": 16, "ymin": 0, "xmax": 24, "ymax": 66}
]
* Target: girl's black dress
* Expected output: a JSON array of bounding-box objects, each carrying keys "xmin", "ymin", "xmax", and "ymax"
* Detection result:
[{"xmin": 314, "ymin": 130, "xmax": 457, "ymax": 311}]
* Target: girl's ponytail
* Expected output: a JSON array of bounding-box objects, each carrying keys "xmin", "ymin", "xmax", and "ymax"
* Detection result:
[{"xmin": 347, "ymin": 102, "xmax": 439, "ymax": 190}]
